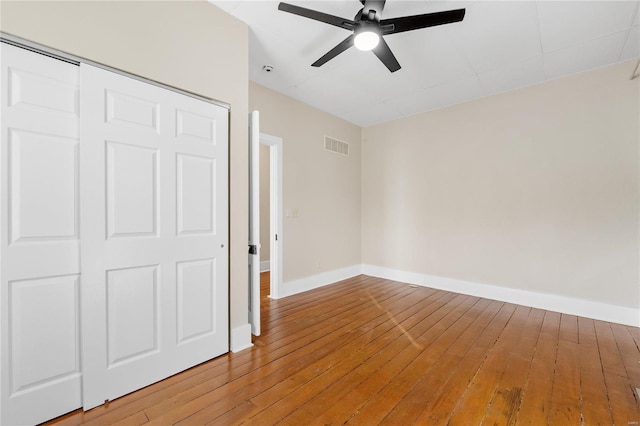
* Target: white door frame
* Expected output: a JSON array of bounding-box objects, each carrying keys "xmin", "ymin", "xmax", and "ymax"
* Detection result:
[{"xmin": 259, "ymin": 133, "xmax": 283, "ymax": 299}]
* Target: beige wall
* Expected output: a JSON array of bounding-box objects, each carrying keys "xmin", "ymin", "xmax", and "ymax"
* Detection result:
[
  {"xmin": 362, "ymin": 61, "xmax": 640, "ymax": 309},
  {"xmin": 260, "ymin": 144, "xmax": 270, "ymax": 263},
  {"xmin": 249, "ymin": 82, "xmax": 362, "ymax": 285},
  {"xmin": 0, "ymin": 1, "xmax": 250, "ymax": 328}
]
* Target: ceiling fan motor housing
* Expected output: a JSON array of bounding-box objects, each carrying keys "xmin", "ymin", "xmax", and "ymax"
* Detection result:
[{"xmin": 361, "ymin": 0, "xmax": 385, "ymax": 22}]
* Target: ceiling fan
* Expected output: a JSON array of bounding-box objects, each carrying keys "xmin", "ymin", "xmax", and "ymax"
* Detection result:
[{"xmin": 278, "ymin": 0, "xmax": 466, "ymax": 73}]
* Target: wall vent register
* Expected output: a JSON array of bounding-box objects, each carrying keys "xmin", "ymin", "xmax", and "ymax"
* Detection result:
[{"xmin": 324, "ymin": 135, "xmax": 349, "ymax": 156}]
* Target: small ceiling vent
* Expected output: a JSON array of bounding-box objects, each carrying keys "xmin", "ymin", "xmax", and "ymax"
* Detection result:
[{"xmin": 324, "ymin": 135, "xmax": 349, "ymax": 156}]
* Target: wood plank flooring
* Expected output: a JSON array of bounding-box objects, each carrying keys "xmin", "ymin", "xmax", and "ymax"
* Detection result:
[{"xmin": 48, "ymin": 273, "xmax": 640, "ymax": 425}]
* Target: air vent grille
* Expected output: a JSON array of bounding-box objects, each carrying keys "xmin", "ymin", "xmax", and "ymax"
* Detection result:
[{"xmin": 324, "ymin": 135, "xmax": 349, "ymax": 156}]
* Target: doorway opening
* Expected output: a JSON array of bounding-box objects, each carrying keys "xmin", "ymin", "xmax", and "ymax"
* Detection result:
[{"xmin": 259, "ymin": 133, "xmax": 283, "ymax": 300}]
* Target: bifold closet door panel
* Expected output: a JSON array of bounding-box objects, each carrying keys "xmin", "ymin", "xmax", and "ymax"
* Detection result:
[
  {"xmin": 0, "ymin": 43, "xmax": 82, "ymax": 425},
  {"xmin": 80, "ymin": 64, "xmax": 229, "ymax": 409}
]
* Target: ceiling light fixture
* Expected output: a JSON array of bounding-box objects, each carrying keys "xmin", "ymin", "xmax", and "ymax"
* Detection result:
[{"xmin": 354, "ymin": 27, "xmax": 380, "ymax": 51}]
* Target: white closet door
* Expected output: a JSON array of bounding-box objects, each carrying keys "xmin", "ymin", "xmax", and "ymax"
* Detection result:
[
  {"xmin": 0, "ymin": 44, "xmax": 82, "ymax": 424},
  {"xmin": 80, "ymin": 64, "xmax": 228, "ymax": 409}
]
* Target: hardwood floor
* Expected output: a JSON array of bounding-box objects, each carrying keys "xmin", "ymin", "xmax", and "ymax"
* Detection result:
[{"xmin": 48, "ymin": 273, "xmax": 640, "ymax": 425}]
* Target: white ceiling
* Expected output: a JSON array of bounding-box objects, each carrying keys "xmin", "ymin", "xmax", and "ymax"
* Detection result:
[{"xmin": 211, "ymin": 0, "xmax": 640, "ymax": 127}]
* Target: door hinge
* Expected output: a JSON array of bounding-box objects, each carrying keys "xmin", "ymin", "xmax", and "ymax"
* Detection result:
[
  {"xmin": 275, "ymin": 234, "xmax": 278, "ymax": 241},
  {"xmin": 248, "ymin": 244, "xmax": 258, "ymax": 255}
]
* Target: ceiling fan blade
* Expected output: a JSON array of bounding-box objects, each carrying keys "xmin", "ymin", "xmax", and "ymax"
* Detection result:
[
  {"xmin": 380, "ymin": 8, "xmax": 465, "ymax": 35},
  {"xmin": 278, "ymin": 3, "xmax": 356, "ymax": 30},
  {"xmin": 372, "ymin": 37, "xmax": 401, "ymax": 72},
  {"xmin": 312, "ymin": 34, "xmax": 355, "ymax": 67}
]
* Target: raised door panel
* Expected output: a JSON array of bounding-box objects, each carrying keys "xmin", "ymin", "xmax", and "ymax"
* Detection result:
[
  {"xmin": 106, "ymin": 142, "xmax": 158, "ymax": 238},
  {"xmin": 8, "ymin": 66, "xmax": 78, "ymax": 114},
  {"xmin": 177, "ymin": 259, "xmax": 216, "ymax": 343},
  {"xmin": 8, "ymin": 129, "xmax": 78, "ymax": 243},
  {"xmin": 8, "ymin": 275, "xmax": 80, "ymax": 393},
  {"xmin": 176, "ymin": 109, "xmax": 216, "ymax": 144},
  {"xmin": 106, "ymin": 90, "xmax": 159, "ymax": 132},
  {"xmin": 107, "ymin": 265, "xmax": 159, "ymax": 366},
  {"xmin": 177, "ymin": 154, "xmax": 214, "ymax": 235}
]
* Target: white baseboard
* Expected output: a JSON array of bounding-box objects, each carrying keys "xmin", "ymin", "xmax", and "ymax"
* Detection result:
[
  {"xmin": 362, "ymin": 264, "xmax": 640, "ymax": 327},
  {"xmin": 263, "ymin": 262, "xmax": 639, "ymax": 326},
  {"xmin": 260, "ymin": 260, "xmax": 270, "ymax": 272},
  {"xmin": 275, "ymin": 264, "xmax": 363, "ymax": 299},
  {"xmin": 230, "ymin": 323, "xmax": 253, "ymax": 353}
]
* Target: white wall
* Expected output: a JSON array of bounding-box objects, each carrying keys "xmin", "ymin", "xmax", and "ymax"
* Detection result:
[
  {"xmin": 0, "ymin": 0, "xmax": 250, "ymax": 330},
  {"xmin": 362, "ymin": 61, "xmax": 639, "ymax": 312},
  {"xmin": 249, "ymin": 82, "xmax": 362, "ymax": 288}
]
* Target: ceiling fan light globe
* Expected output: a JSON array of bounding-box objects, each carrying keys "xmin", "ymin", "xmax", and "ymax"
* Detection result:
[{"xmin": 354, "ymin": 31, "xmax": 380, "ymax": 51}]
